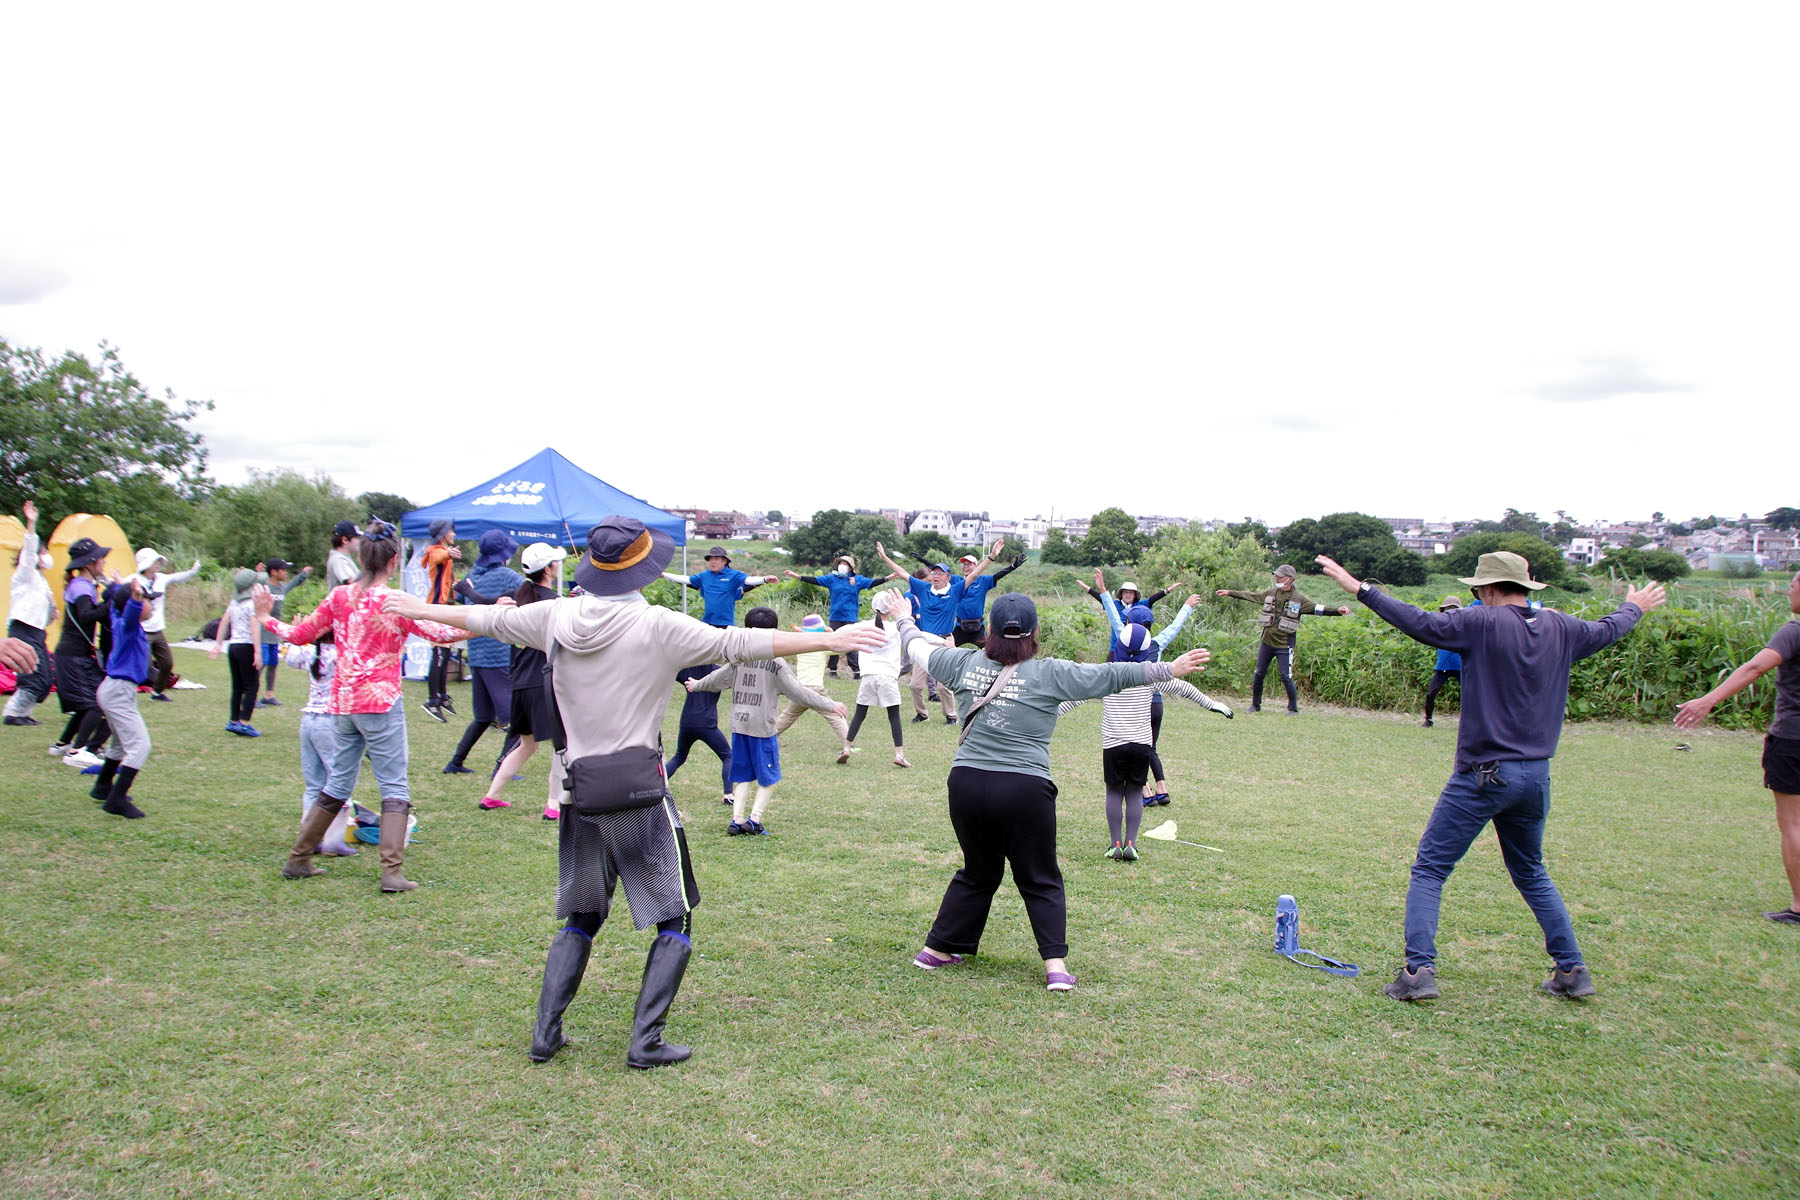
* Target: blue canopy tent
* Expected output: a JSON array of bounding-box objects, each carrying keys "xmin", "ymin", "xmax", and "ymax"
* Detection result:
[
  {"xmin": 400, "ymin": 447, "xmax": 685, "ymax": 548},
  {"xmin": 395, "ymin": 450, "xmax": 689, "ymax": 677}
]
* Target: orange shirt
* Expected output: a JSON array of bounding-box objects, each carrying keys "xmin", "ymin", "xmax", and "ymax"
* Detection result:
[{"xmin": 422, "ymin": 544, "xmax": 457, "ymax": 604}]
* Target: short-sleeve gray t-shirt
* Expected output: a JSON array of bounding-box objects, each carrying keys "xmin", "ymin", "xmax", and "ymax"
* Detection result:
[{"xmin": 1766, "ymin": 620, "xmax": 1800, "ymax": 740}]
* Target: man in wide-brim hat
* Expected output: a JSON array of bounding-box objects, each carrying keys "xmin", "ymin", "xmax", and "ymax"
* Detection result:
[
  {"xmin": 664, "ymin": 545, "xmax": 777, "ymax": 629},
  {"xmin": 1314, "ymin": 548, "xmax": 1666, "ymax": 1004},
  {"xmin": 383, "ymin": 517, "xmax": 883, "ymax": 1071}
]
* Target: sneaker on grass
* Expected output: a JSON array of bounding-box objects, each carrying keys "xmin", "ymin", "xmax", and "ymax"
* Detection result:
[
  {"xmin": 62, "ymin": 747, "xmax": 103, "ymax": 768},
  {"xmin": 1118, "ymin": 841, "xmax": 1139, "ymax": 861},
  {"xmin": 421, "ymin": 703, "xmax": 446, "ymax": 723},
  {"xmin": 1382, "ymin": 965, "xmax": 1439, "ymax": 1001},
  {"xmin": 1541, "ymin": 964, "xmax": 1597, "ymax": 999},
  {"xmin": 1765, "ymin": 908, "xmax": 1800, "ymax": 925}
]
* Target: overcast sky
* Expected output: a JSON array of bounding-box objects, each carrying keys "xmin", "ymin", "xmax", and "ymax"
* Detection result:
[{"xmin": 4, "ymin": 4, "xmax": 1795, "ymax": 528}]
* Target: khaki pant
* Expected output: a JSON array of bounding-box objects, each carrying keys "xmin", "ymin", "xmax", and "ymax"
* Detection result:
[
  {"xmin": 909, "ymin": 663, "xmax": 956, "ymax": 719},
  {"xmin": 774, "ymin": 684, "xmax": 849, "ymax": 741}
]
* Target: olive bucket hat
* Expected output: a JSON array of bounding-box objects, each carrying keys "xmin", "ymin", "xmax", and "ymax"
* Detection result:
[{"xmin": 1457, "ymin": 551, "xmax": 1546, "ymax": 591}]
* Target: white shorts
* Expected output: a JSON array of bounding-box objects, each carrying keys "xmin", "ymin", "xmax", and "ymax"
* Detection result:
[{"xmin": 857, "ymin": 675, "xmax": 901, "ymax": 708}]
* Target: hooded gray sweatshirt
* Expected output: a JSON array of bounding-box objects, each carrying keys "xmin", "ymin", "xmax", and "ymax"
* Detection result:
[
  {"xmin": 690, "ymin": 658, "xmax": 836, "ymax": 738},
  {"xmin": 461, "ymin": 592, "xmax": 776, "ymax": 759}
]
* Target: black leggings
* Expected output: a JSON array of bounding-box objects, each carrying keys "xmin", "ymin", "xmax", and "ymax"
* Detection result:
[
  {"xmin": 1424, "ymin": 669, "xmax": 1460, "ymax": 721},
  {"xmin": 59, "ymin": 708, "xmax": 110, "ymax": 752},
  {"xmin": 846, "ymin": 704, "xmax": 904, "ymax": 747},
  {"xmin": 926, "ymin": 766, "xmax": 1067, "ymax": 960},
  {"xmin": 428, "ymin": 645, "xmax": 452, "ymax": 702},
  {"xmin": 566, "ymin": 910, "xmax": 691, "ymax": 939},
  {"xmin": 227, "ymin": 643, "xmax": 259, "ymax": 723},
  {"xmin": 665, "ymin": 725, "xmax": 731, "ymax": 795}
]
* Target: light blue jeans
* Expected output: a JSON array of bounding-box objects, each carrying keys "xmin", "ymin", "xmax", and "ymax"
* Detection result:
[
  {"xmin": 299, "ymin": 712, "xmax": 340, "ymax": 810},
  {"xmin": 324, "ymin": 698, "xmax": 410, "ymax": 805},
  {"xmin": 1404, "ymin": 758, "xmax": 1582, "ymax": 971}
]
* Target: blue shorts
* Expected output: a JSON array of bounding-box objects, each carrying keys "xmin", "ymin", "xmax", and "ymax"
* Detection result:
[
  {"xmin": 261, "ymin": 642, "xmax": 279, "ymax": 667},
  {"xmin": 728, "ymin": 733, "xmax": 781, "ymax": 787}
]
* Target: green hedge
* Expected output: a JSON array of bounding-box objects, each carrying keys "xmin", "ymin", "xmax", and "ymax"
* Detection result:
[{"xmin": 1288, "ymin": 589, "xmax": 1788, "ymax": 729}]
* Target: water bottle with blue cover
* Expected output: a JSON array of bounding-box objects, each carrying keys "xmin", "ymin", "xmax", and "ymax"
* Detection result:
[{"xmin": 1274, "ymin": 894, "xmax": 1299, "ymax": 955}]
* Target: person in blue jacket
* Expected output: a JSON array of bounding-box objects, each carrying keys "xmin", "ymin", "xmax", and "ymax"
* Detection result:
[
  {"xmin": 663, "ymin": 547, "xmax": 775, "ymax": 629},
  {"xmin": 1422, "ymin": 594, "xmax": 1464, "ymax": 728},
  {"xmin": 878, "ymin": 543, "xmax": 968, "ymax": 722},
  {"xmin": 783, "ymin": 553, "xmax": 901, "ymax": 678}
]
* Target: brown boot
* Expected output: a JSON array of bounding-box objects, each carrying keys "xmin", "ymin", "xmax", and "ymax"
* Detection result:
[
  {"xmin": 283, "ymin": 795, "xmax": 345, "ymax": 878},
  {"xmin": 378, "ymin": 799, "xmax": 418, "ymax": 892}
]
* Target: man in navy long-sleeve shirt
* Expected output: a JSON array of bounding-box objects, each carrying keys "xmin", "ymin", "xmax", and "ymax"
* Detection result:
[{"xmin": 1315, "ymin": 550, "xmax": 1666, "ymax": 1004}]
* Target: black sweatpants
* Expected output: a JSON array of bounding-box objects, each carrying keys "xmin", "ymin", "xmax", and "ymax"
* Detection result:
[
  {"xmin": 428, "ymin": 645, "xmax": 452, "ymax": 703},
  {"xmin": 665, "ymin": 725, "xmax": 732, "ymax": 795},
  {"xmin": 1424, "ymin": 669, "xmax": 1460, "ymax": 721},
  {"xmin": 227, "ymin": 643, "xmax": 259, "ymax": 723},
  {"xmin": 846, "ymin": 704, "xmax": 904, "ymax": 748},
  {"xmin": 926, "ymin": 766, "xmax": 1067, "ymax": 960},
  {"xmin": 825, "ymin": 619, "xmax": 860, "ymax": 677},
  {"xmin": 1147, "ymin": 691, "xmax": 1165, "ymax": 784}
]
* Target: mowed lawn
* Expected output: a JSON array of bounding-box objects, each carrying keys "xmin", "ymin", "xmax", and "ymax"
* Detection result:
[{"xmin": 1, "ymin": 648, "xmax": 1795, "ymax": 1199}]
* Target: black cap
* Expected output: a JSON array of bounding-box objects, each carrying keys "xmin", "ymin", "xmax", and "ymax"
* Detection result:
[
  {"xmin": 264, "ymin": 557, "xmax": 293, "ymax": 572},
  {"xmin": 332, "ymin": 520, "xmax": 362, "ymax": 539},
  {"xmin": 989, "ymin": 593, "xmax": 1038, "ymax": 638}
]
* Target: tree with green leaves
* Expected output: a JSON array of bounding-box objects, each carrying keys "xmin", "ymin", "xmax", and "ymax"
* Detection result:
[
  {"xmin": 206, "ymin": 469, "xmax": 361, "ymax": 574},
  {"xmin": 1765, "ymin": 507, "xmax": 1800, "ymax": 530},
  {"xmin": 0, "ymin": 339, "xmax": 213, "ymax": 546},
  {"xmin": 356, "ymin": 491, "xmax": 416, "ymax": 526},
  {"xmin": 1224, "ymin": 518, "xmax": 1274, "ymax": 550},
  {"xmin": 782, "ymin": 509, "xmax": 856, "ymax": 567},
  {"xmin": 1081, "ymin": 507, "xmax": 1147, "ymax": 567},
  {"xmin": 1040, "ymin": 526, "xmax": 1083, "ymax": 565},
  {"xmin": 1599, "ymin": 547, "xmax": 1692, "ymax": 583},
  {"xmin": 1439, "ymin": 532, "xmax": 1570, "ymax": 587},
  {"xmin": 1277, "ymin": 512, "xmax": 1402, "ymax": 579},
  {"xmin": 904, "ymin": 530, "xmax": 958, "ymax": 565}
]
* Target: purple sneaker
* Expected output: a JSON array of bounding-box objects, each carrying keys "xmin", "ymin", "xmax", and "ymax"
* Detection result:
[{"xmin": 913, "ymin": 950, "xmax": 964, "ymax": 970}]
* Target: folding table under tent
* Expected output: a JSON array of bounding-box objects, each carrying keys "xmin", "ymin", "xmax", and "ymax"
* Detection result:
[{"xmin": 395, "ymin": 448, "xmax": 688, "ymax": 677}]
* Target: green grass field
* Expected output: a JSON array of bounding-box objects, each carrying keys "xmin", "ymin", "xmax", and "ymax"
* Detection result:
[{"xmin": 2, "ymin": 649, "xmax": 1795, "ymax": 1199}]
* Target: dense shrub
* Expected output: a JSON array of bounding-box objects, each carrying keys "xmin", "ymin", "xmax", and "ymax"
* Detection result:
[{"xmin": 1291, "ymin": 586, "xmax": 1789, "ymax": 728}]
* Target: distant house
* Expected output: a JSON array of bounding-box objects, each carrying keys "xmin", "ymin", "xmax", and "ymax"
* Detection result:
[
  {"xmin": 909, "ymin": 509, "xmax": 952, "ymax": 536},
  {"xmin": 1136, "ymin": 515, "xmax": 1188, "ymax": 536},
  {"xmin": 1565, "ymin": 537, "xmax": 1601, "ymax": 567}
]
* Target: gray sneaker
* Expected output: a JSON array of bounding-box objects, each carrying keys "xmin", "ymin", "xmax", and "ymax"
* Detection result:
[
  {"xmin": 1764, "ymin": 908, "xmax": 1800, "ymax": 925},
  {"xmin": 1382, "ymin": 964, "xmax": 1439, "ymax": 1001},
  {"xmin": 1541, "ymin": 964, "xmax": 1597, "ymax": 999}
]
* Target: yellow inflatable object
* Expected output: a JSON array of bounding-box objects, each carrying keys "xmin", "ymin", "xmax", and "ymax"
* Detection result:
[
  {"xmin": 17, "ymin": 515, "xmax": 141, "ymax": 637},
  {"xmin": 0, "ymin": 515, "xmax": 22, "ymax": 629}
]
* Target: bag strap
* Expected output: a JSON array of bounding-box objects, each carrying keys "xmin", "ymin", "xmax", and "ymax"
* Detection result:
[
  {"xmin": 1283, "ymin": 949, "xmax": 1360, "ymax": 978},
  {"xmin": 957, "ymin": 661, "xmax": 1019, "ymax": 745}
]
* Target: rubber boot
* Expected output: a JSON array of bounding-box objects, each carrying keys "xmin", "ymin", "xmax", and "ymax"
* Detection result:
[
  {"xmin": 527, "ymin": 927, "xmax": 593, "ymax": 1062},
  {"xmin": 626, "ymin": 932, "xmax": 693, "ymax": 1069},
  {"xmin": 284, "ymin": 794, "xmax": 345, "ymax": 878},
  {"xmin": 378, "ymin": 799, "xmax": 418, "ymax": 892}
]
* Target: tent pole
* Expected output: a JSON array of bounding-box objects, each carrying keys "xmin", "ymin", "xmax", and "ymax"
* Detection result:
[{"xmin": 681, "ymin": 544, "xmax": 688, "ymax": 616}]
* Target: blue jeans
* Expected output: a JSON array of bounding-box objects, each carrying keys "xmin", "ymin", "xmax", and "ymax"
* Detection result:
[
  {"xmin": 325, "ymin": 699, "xmax": 411, "ymax": 804},
  {"xmin": 1404, "ymin": 758, "xmax": 1581, "ymax": 971}
]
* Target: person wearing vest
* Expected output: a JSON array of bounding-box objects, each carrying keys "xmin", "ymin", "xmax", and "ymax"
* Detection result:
[{"xmin": 1216, "ymin": 564, "xmax": 1349, "ymax": 714}]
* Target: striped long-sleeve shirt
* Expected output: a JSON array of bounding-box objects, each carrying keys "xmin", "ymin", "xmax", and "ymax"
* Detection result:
[{"xmin": 1059, "ymin": 678, "xmax": 1228, "ymax": 747}]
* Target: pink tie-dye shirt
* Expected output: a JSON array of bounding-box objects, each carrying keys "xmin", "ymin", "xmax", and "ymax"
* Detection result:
[{"xmin": 265, "ymin": 584, "xmax": 468, "ymax": 715}]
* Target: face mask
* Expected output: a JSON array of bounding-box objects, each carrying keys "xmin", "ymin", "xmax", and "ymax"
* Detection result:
[{"xmin": 835, "ymin": 564, "xmax": 849, "ymax": 576}]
